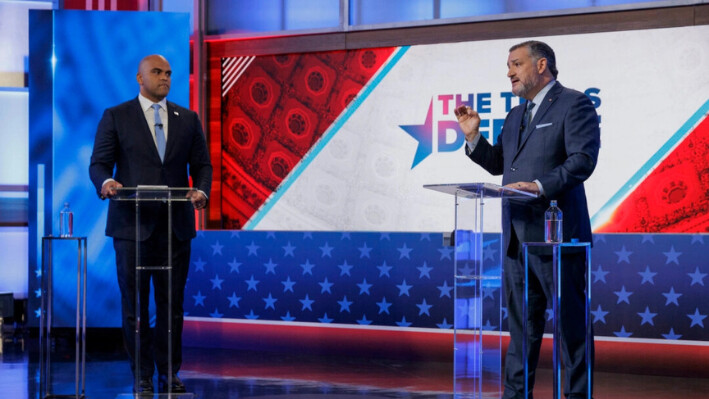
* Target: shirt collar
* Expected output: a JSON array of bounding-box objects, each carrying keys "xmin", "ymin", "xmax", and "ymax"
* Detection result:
[
  {"xmin": 138, "ymin": 93, "xmax": 167, "ymax": 112},
  {"xmin": 530, "ymin": 80, "xmax": 556, "ymax": 106}
]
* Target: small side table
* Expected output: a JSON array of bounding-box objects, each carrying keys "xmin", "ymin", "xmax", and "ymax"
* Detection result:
[
  {"xmin": 522, "ymin": 241, "xmax": 592, "ymax": 399},
  {"xmin": 40, "ymin": 236, "xmax": 87, "ymax": 399}
]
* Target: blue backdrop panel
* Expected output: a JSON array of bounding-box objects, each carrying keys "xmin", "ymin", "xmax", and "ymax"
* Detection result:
[{"xmin": 29, "ymin": 10, "xmax": 189, "ymax": 327}]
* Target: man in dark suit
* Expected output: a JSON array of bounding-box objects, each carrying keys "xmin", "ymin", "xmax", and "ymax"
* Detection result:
[
  {"xmin": 89, "ymin": 54, "xmax": 212, "ymax": 394},
  {"xmin": 455, "ymin": 41, "xmax": 599, "ymax": 398}
]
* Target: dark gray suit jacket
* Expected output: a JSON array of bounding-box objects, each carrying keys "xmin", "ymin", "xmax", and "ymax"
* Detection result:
[
  {"xmin": 89, "ymin": 97, "xmax": 212, "ymax": 242},
  {"xmin": 467, "ymin": 82, "xmax": 600, "ymax": 253}
]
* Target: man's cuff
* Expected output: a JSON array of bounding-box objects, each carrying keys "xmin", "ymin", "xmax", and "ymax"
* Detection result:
[
  {"xmin": 533, "ymin": 180, "xmax": 545, "ymax": 197},
  {"xmin": 465, "ymin": 133, "xmax": 482, "ymax": 152}
]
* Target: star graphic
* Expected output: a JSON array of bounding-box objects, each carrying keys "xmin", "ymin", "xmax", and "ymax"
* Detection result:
[
  {"xmin": 400, "ymin": 99, "xmax": 434, "ymax": 168},
  {"xmin": 263, "ymin": 293, "xmax": 278, "ymax": 310},
  {"xmin": 687, "ymin": 267, "xmax": 707, "ymax": 286},
  {"xmin": 613, "ymin": 326, "xmax": 633, "ymax": 338},
  {"xmin": 192, "ymin": 258, "xmax": 206, "ymax": 272},
  {"xmin": 245, "ymin": 275, "xmax": 260, "ymax": 292},
  {"xmin": 281, "ymin": 311, "xmax": 296, "ymax": 322},
  {"xmin": 663, "ymin": 246, "xmax": 682, "ymax": 265},
  {"xmin": 396, "ymin": 280, "xmax": 413, "ymax": 296},
  {"xmin": 228, "ymin": 258, "xmax": 241, "ymax": 273},
  {"xmin": 419, "ymin": 233, "xmax": 430, "ymax": 241},
  {"xmin": 593, "ymin": 235, "xmax": 606, "ymax": 244},
  {"xmin": 303, "ymin": 232, "xmax": 313, "ymax": 239},
  {"xmin": 357, "ymin": 278, "xmax": 373, "ymax": 295},
  {"xmin": 614, "ymin": 285, "xmax": 633, "ymax": 304},
  {"xmin": 318, "ymin": 313, "xmax": 333, "ymax": 323},
  {"xmin": 210, "ymin": 274, "xmax": 224, "ymax": 290},
  {"xmin": 380, "ymin": 233, "xmax": 391, "ymax": 241},
  {"xmin": 416, "ymin": 298, "xmax": 432, "ymax": 316},
  {"xmin": 192, "ymin": 291, "xmax": 206, "ymax": 307},
  {"xmin": 358, "ymin": 242, "xmax": 372, "ymax": 258},
  {"xmin": 341, "ymin": 232, "xmax": 351, "ymax": 240},
  {"xmin": 614, "ymin": 246, "xmax": 632, "ymax": 264},
  {"xmin": 687, "ymin": 308, "xmax": 707, "ymax": 328},
  {"xmin": 319, "ymin": 242, "xmax": 334, "ymax": 258},
  {"xmin": 438, "ymin": 247, "xmax": 454, "ymax": 260},
  {"xmin": 300, "ymin": 259, "xmax": 315, "ymax": 275},
  {"xmin": 458, "ymin": 264, "xmax": 474, "ymax": 277},
  {"xmin": 637, "ymin": 306, "xmax": 657, "ymax": 326},
  {"xmin": 545, "ymin": 309, "xmax": 553, "ymax": 321},
  {"xmin": 640, "ymin": 235, "xmax": 654, "ymax": 244},
  {"xmin": 266, "ymin": 232, "xmax": 276, "ymax": 239},
  {"xmin": 227, "ymin": 292, "xmax": 241, "ymax": 308},
  {"xmin": 357, "ymin": 315, "xmax": 373, "ymax": 325},
  {"xmin": 35, "ymin": 289, "xmax": 41, "ymax": 298},
  {"xmin": 377, "ymin": 297, "xmax": 392, "ymax": 314},
  {"xmin": 638, "ymin": 266, "xmax": 657, "ymax": 285},
  {"xmin": 338, "ymin": 260, "xmax": 353, "ymax": 276},
  {"xmin": 662, "ymin": 328, "xmax": 682, "ymax": 340},
  {"xmin": 281, "ymin": 276, "xmax": 296, "ymax": 292},
  {"xmin": 591, "ymin": 305, "xmax": 609, "ymax": 324},
  {"xmin": 691, "ymin": 234, "xmax": 705, "ymax": 245},
  {"xmin": 397, "ymin": 243, "xmax": 413, "ymax": 259},
  {"xmin": 437, "ymin": 318, "xmax": 453, "ymax": 329},
  {"xmin": 483, "ymin": 245, "xmax": 497, "ymax": 262},
  {"xmin": 245, "ymin": 310, "xmax": 259, "ymax": 320},
  {"xmin": 211, "ymin": 240, "xmax": 223, "ymax": 255},
  {"xmin": 437, "ymin": 280, "xmax": 453, "ymax": 298},
  {"xmin": 229, "ymin": 231, "xmax": 240, "ymax": 238},
  {"xmin": 483, "ymin": 286, "xmax": 497, "ymax": 300},
  {"xmin": 482, "ymin": 320, "xmax": 497, "ymax": 331},
  {"xmin": 397, "ymin": 316, "xmax": 412, "ymax": 327},
  {"xmin": 662, "ymin": 287, "xmax": 682, "ymax": 306},
  {"xmin": 282, "ymin": 242, "xmax": 296, "ymax": 257},
  {"xmin": 319, "ymin": 277, "xmax": 334, "ymax": 294},
  {"xmin": 338, "ymin": 296, "xmax": 353, "ymax": 313},
  {"xmin": 377, "ymin": 261, "xmax": 393, "ymax": 277},
  {"xmin": 263, "ymin": 258, "xmax": 278, "ymax": 274},
  {"xmin": 592, "ymin": 265, "xmax": 609, "ymax": 283},
  {"xmin": 501, "ymin": 307, "xmax": 508, "ymax": 320},
  {"xmin": 35, "ymin": 308, "xmax": 41, "ymax": 318},
  {"xmin": 209, "ymin": 308, "xmax": 223, "ymax": 318},
  {"xmin": 417, "ymin": 262, "xmax": 433, "ymax": 278},
  {"xmin": 300, "ymin": 294, "xmax": 314, "ymax": 311},
  {"xmin": 246, "ymin": 241, "xmax": 260, "ymax": 256}
]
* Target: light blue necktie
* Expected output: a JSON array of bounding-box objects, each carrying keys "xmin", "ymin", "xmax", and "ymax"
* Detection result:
[{"xmin": 152, "ymin": 103, "xmax": 166, "ymax": 162}]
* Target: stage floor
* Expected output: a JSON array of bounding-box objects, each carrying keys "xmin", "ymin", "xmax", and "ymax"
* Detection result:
[{"xmin": 1, "ymin": 338, "xmax": 708, "ymax": 398}]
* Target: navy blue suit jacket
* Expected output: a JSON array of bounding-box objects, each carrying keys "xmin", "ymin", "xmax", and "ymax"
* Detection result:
[
  {"xmin": 89, "ymin": 97, "xmax": 212, "ymax": 242},
  {"xmin": 467, "ymin": 82, "xmax": 600, "ymax": 253}
]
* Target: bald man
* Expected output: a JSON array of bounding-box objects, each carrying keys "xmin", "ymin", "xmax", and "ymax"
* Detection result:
[{"xmin": 89, "ymin": 55, "xmax": 212, "ymax": 394}]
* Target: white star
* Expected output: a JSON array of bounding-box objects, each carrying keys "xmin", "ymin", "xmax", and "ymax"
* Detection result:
[
  {"xmin": 319, "ymin": 242, "xmax": 334, "ymax": 258},
  {"xmin": 637, "ymin": 306, "xmax": 657, "ymax": 326},
  {"xmin": 337, "ymin": 296, "xmax": 353, "ymax": 313},
  {"xmin": 357, "ymin": 278, "xmax": 372, "ymax": 295},
  {"xmin": 662, "ymin": 328, "xmax": 682, "ymax": 340},
  {"xmin": 263, "ymin": 258, "xmax": 278, "ymax": 274},
  {"xmin": 338, "ymin": 260, "xmax": 353, "ymax": 276},
  {"xmin": 591, "ymin": 305, "xmax": 609, "ymax": 324},
  {"xmin": 192, "ymin": 258, "xmax": 206, "ymax": 272},
  {"xmin": 396, "ymin": 280, "xmax": 413, "ymax": 296},
  {"xmin": 687, "ymin": 308, "xmax": 707, "ymax": 328},
  {"xmin": 662, "ymin": 287, "xmax": 682, "ymax": 306},
  {"xmin": 263, "ymin": 293, "xmax": 278, "ymax": 310},
  {"xmin": 300, "ymin": 294, "xmax": 314, "ymax": 311},
  {"xmin": 638, "ymin": 266, "xmax": 657, "ymax": 285},
  {"xmin": 437, "ymin": 280, "xmax": 453, "ymax": 298},
  {"xmin": 396, "ymin": 316, "xmax": 412, "ymax": 327},
  {"xmin": 282, "ymin": 242, "xmax": 296, "ymax": 257},
  {"xmin": 245, "ymin": 275, "xmax": 259, "ymax": 291},
  {"xmin": 438, "ymin": 247, "xmax": 454, "ymax": 260},
  {"xmin": 376, "ymin": 297, "xmax": 392, "ymax": 314},
  {"xmin": 358, "ymin": 242, "xmax": 372, "ymax": 258},
  {"xmin": 437, "ymin": 318, "xmax": 452, "ymax": 329},
  {"xmin": 319, "ymin": 277, "xmax": 333, "ymax": 294},
  {"xmin": 690, "ymin": 235, "xmax": 705, "ymax": 245},
  {"xmin": 416, "ymin": 298, "xmax": 432, "ymax": 316},
  {"xmin": 281, "ymin": 276, "xmax": 296, "ymax": 292},
  {"xmin": 614, "ymin": 246, "xmax": 632, "ymax": 264},
  {"xmin": 397, "ymin": 243, "xmax": 413, "ymax": 259},
  {"xmin": 614, "ymin": 285, "xmax": 633, "ymax": 304},
  {"xmin": 209, "ymin": 308, "xmax": 223, "ymax": 318},
  {"xmin": 210, "ymin": 274, "xmax": 224, "ymax": 290},
  {"xmin": 246, "ymin": 241, "xmax": 260, "ymax": 256},
  {"xmin": 663, "ymin": 246, "xmax": 682, "ymax": 265},
  {"xmin": 227, "ymin": 292, "xmax": 241, "ymax": 308},
  {"xmin": 228, "ymin": 258, "xmax": 241, "ymax": 273},
  {"xmin": 592, "ymin": 265, "xmax": 609, "ymax": 283},
  {"xmin": 211, "ymin": 240, "xmax": 223, "ymax": 255},
  {"xmin": 417, "ymin": 261, "xmax": 433, "ymax": 278},
  {"xmin": 357, "ymin": 315, "xmax": 372, "ymax": 325},
  {"xmin": 687, "ymin": 267, "xmax": 707, "ymax": 286},
  {"xmin": 483, "ymin": 245, "xmax": 497, "ymax": 261},
  {"xmin": 377, "ymin": 261, "xmax": 392, "ymax": 277},
  {"xmin": 640, "ymin": 235, "xmax": 654, "ymax": 244},
  {"xmin": 300, "ymin": 259, "xmax": 315, "ymax": 275},
  {"xmin": 192, "ymin": 291, "xmax": 206, "ymax": 307},
  {"xmin": 614, "ymin": 325, "xmax": 632, "ymax": 337}
]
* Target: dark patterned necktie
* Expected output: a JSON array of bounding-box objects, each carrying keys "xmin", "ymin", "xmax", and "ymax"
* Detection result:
[{"xmin": 520, "ymin": 101, "xmax": 536, "ymax": 147}]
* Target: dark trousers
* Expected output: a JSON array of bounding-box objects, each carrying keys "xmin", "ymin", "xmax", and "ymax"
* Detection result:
[
  {"xmin": 502, "ymin": 232, "xmax": 594, "ymax": 399},
  {"xmin": 113, "ymin": 223, "xmax": 191, "ymax": 379}
]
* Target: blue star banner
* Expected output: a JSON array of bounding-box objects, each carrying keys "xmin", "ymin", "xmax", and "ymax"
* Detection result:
[{"xmin": 185, "ymin": 231, "xmax": 707, "ymax": 342}]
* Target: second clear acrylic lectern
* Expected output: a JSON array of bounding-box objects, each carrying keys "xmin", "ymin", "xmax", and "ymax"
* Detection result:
[
  {"xmin": 112, "ymin": 186, "xmax": 197, "ymax": 398},
  {"xmin": 424, "ymin": 182, "xmax": 537, "ymax": 398}
]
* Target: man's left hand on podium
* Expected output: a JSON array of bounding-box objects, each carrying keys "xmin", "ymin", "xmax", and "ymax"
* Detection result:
[{"xmin": 186, "ymin": 190, "xmax": 207, "ymax": 209}]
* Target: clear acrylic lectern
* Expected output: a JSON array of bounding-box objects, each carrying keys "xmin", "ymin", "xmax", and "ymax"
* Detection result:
[
  {"xmin": 112, "ymin": 186, "xmax": 197, "ymax": 399},
  {"xmin": 424, "ymin": 183, "xmax": 537, "ymax": 398}
]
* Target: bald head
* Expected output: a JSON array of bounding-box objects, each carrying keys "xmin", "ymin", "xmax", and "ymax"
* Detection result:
[{"xmin": 136, "ymin": 54, "xmax": 171, "ymax": 103}]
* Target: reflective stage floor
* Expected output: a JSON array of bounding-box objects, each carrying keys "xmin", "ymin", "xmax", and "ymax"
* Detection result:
[{"xmin": 1, "ymin": 336, "xmax": 708, "ymax": 398}]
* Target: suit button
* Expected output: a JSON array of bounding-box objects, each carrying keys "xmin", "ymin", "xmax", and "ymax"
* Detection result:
[{"xmin": 510, "ymin": 167, "xmax": 517, "ymax": 172}]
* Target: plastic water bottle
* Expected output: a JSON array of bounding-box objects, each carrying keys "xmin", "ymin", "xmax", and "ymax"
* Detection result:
[
  {"xmin": 60, "ymin": 202, "xmax": 73, "ymax": 237},
  {"xmin": 545, "ymin": 200, "xmax": 562, "ymax": 243}
]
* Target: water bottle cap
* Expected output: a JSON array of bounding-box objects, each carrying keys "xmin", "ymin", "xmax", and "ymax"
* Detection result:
[{"xmin": 571, "ymin": 238, "xmax": 579, "ymax": 243}]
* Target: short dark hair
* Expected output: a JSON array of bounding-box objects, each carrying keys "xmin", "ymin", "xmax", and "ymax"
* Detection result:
[{"xmin": 510, "ymin": 40, "xmax": 558, "ymax": 79}]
